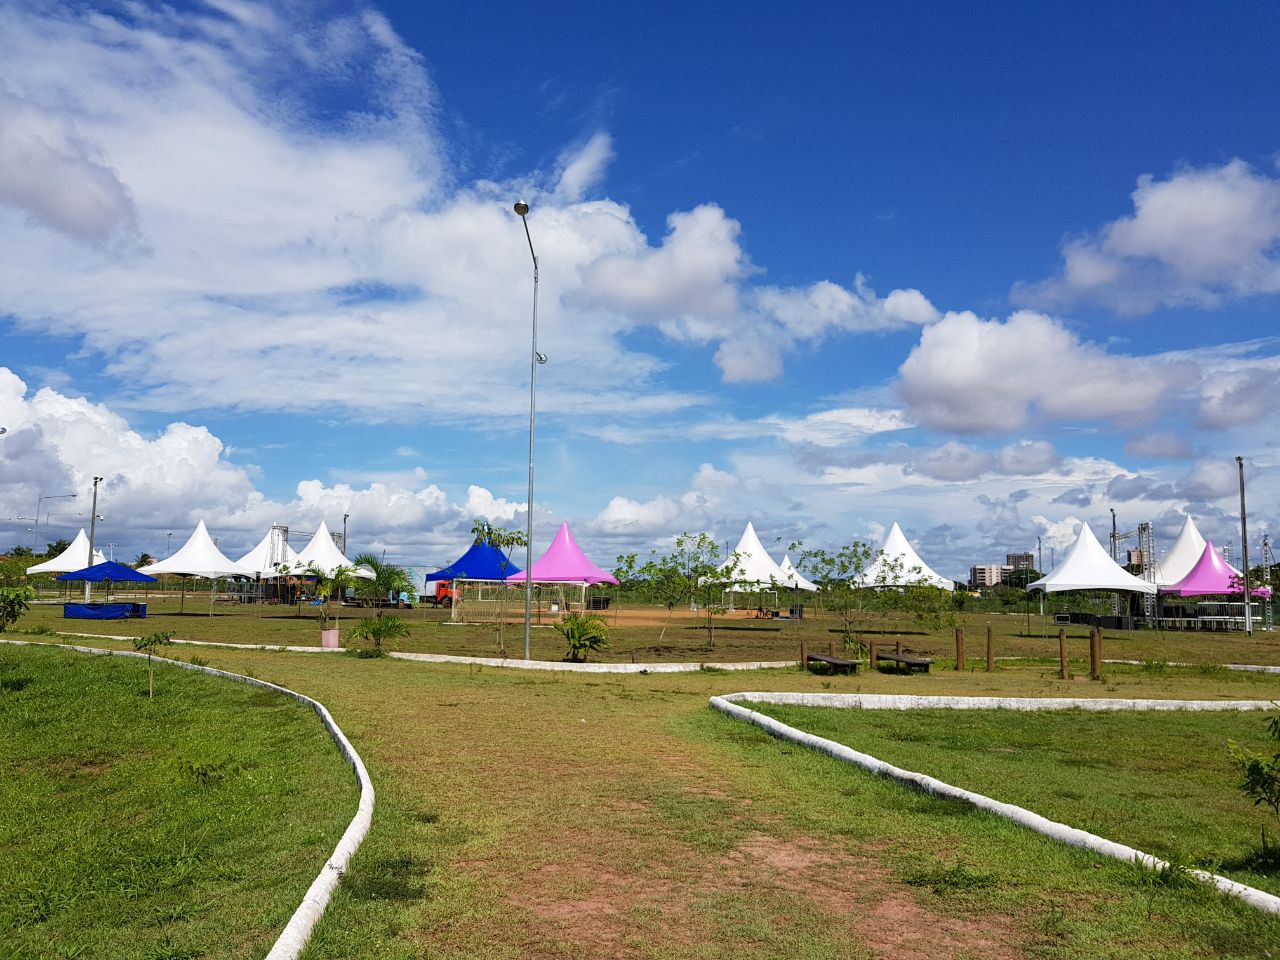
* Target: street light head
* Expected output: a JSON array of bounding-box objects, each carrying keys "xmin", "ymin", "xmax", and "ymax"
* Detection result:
[
  {"xmin": 514, "ymin": 201, "xmax": 530, "ymax": 217},
  {"xmin": 536, "ymin": 352, "xmax": 548, "ymax": 364}
]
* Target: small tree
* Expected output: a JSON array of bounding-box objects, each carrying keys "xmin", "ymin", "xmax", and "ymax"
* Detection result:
[
  {"xmin": 639, "ymin": 533, "xmax": 740, "ymax": 649},
  {"xmin": 348, "ymin": 612, "xmax": 411, "ymax": 656},
  {"xmin": 1229, "ymin": 712, "xmax": 1280, "ymax": 858},
  {"xmin": 307, "ymin": 564, "xmax": 356, "ymax": 628},
  {"xmin": 469, "ymin": 520, "xmax": 526, "ymax": 656},
  {"xmin": 556, "ymin": 611, "xmax": 609, "ymax": 662},
  {"xmin": 133, "ymin": 630, "xmax": 175, "ymax": 699},
  {"xmin": 0, "ymin": 586, "xmax": 35, "ymax": 632}
]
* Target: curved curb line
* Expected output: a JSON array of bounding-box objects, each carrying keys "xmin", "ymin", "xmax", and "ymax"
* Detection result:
[
  {"xmin": 709, "ymin": 691, "xmax": 1280, "ymax": 917},
  {"xmin": 388, "ymin": 651, "xmax": 794, "ymax": 673},
  {"xmin": 1, "ymin": 640, "xmax": 373, "ymax": 960}
]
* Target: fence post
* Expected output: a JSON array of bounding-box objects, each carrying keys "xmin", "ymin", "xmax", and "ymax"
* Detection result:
[
  {"xmin": 986, "ymin": 623, "xmax": 994, "ymax": 672},
  {"xmin": 799, "ymin": 640, "xmax": 808, "ymax": 672},
  {"xmin": 955, "ymin": 626, "xmax": 965, "ymax": 671},
  {"xmin": 869, "ymin": 638, "xmax": 877, "ymax": 671},
  {"xmin": 1058, "ymin": 628, "xmax": 1068, "ymax": 680},
  {"xmin": 1089, "ymin": 627, "xmax": 1100, "ymax": 680},
  {"xmin": 829, "ymin": 639, "xmax": 835, "ymax": 657}
]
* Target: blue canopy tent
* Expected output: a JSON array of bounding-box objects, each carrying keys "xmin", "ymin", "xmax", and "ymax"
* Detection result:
[
  {"xmin": 58, "ymin": 561, "xmax": 157, "ymax": 619},
  {"xmin": 423, "ymin": 542, "xmax": 521, "ymax": 582},
  {"xmin": 57, "ymin": 561, "xmax": 159, "ymax": 584}
]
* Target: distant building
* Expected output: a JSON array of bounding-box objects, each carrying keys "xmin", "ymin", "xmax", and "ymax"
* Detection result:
[
  {"xmin": 1006, "ymin": 552, "xmax": 1035, "ymax": 570},
  {"xmin": 1127, "ymin": 548, "xmax": 1147, "ymax": 567},
  {"xmin": 970, "ymin": 564, "xmax": 1010, "ymax": 587}
]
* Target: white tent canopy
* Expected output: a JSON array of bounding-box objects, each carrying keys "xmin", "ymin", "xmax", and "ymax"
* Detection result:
[
  {"xmin": 237, "ymin": 526, "xmax": 301, "ymax": 578},
  {"xmin": 718, "ymin": 521, "xmax": 792, "ymax": 591},
  {"xmin": 291, "ymin": 520, "xmax": 373, "ymax": 578},
  {"xmin": 857, "ymin": 522, "xmax": 955, "ymax": 591},
  {"xmin": 25, "ymin": 529, "xmax": 105, "ymax": 574},
  {"xmin": 139, "ymin": 520, "xmax": 251, "ymax": 579},
  {"xmin": 1150, "ymin": 515, "xmax": 1236, "ymax": 585},
  {"xmin": 780, "ymin": 553, "xmax": 819, "ymax": 592},
  {"xmin": 1027, "ymin": 521, "xmax": 1157, "ymax": 595}
]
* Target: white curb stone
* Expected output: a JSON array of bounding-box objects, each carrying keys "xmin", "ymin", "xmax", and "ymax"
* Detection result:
[
  {"xmin": 2, "ymin": 640, "xmax": 373, "ymax": 960},
  {"xmin": 709, "ymin": 691, "xmax": 1280, "ymax": 916}
]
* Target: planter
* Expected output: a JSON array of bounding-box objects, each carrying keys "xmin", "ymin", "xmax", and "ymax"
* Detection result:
[{"xmin": 321, "ymin": 628, "xmax": 340, "ymax": 649}]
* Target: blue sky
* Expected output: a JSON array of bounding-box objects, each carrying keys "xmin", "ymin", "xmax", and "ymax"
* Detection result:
[{"xmin": 1, "ymin": 0, "xmax": 1278, "ymax": 578}]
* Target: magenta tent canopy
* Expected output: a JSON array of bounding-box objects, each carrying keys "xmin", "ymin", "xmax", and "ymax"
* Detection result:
[
  {"xmin": 1161, "ymin": 540, "xmax": 1272, "ymax": 598},
  {"xmin": 506, "ymin": 522, "xmax": 618, "ymax": 585}
]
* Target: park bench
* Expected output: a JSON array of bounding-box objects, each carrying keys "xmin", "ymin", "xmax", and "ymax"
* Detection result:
[
  {"xmin": 873, "ymin": 650, "xmax": 931, "ymax": 673},
  {"xmin": 804, "ymin": 652, "xmax": 859, "ymax": 674}
]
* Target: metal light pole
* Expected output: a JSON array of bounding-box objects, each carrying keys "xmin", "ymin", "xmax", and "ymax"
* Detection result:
[
  {"xmin": 34, "ymin": 492, "xmax": 77, "ymax": 551},
  {"xmin": 343, "ymin": 513, "xmax": 350, "ymax": 557},
  {"xmin": 1237, "ymin": 455, "xmax": 1253, "ymax": 635},
  {"xmin": 1036, "ymin": 535, "xmax": 1043, "ymax": 615},
  {"xmin": 514, "ymin": 200, "xmax": 541, "ymax": 661},
  {"xmin": 86, "ymin": 477, "xmax": 103, "ymax": 601},
  {"xmin": 166, "ymin": 532, "xmax": 173, "ymax": 558}
]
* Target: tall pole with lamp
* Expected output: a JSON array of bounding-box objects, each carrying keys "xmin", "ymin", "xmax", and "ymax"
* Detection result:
[
  {"xmin": 342, "ymin": 513, "xmax": 350, "ymax": 557},
  {"xmin": 514, "ymin": 200, "xmax": 543, "ymax": 661},
  {"xmin": 33, "ymin": 492, "xmax": 77, "ymax": 551},
  {"xmin": 1237, "ymin": 455, "xmax": 1253, "ymax": 635},
  {"xmin": 85, "ymin": 477, "xmax": 103, "ymax": 602}
]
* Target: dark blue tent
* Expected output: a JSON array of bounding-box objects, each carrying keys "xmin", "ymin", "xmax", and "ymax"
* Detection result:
[
  {"xmin": 423, "ymin": 542, "xmax": 521, "ymax": 582},
  {"xmin": 57, "ymin": 560, "xmax": 158, "ymax": 583}
]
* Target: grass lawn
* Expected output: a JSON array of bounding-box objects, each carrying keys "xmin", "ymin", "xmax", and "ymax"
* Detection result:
[
  {"xmin": 15, "ymin": 640, "xmax": 1274, "ymax": 958},
  {"xmin": 750, "ymin": 702, "xmax": 1280, "ymax": 897},
  {"xmin": 0, "ymin": 644, "xmax": 358, "ymax": 960},
  {"xmin": 20, "ymin": 594, "xmax": 1280, "ymax": 668}
]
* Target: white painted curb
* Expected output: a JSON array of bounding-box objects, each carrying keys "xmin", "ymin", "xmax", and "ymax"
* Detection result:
[
  {"xmin": 388, "ymin": 650, "xmax": 793, "ymax": 673},
  {"xmin": 2, "ymin": 640, "xmax": 373, "ymax": 959},
  {"xmin": 709, "ymin": 691, "xmax": 1280, "ymax": 916}
]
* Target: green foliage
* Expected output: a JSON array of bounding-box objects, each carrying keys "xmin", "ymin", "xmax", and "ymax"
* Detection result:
[
  {"xmin": 468, "ymin": 521, "xmax": 527, "ymax": 656},
  {"xmin": 7, "ymin": 545, "xmax": 34, "ymax": 558},
  {"xmin": 555, "ymin": 611, "xmax": 610, "ymax": 662},
  {"xmin": 0, "ymin": 585, "xmax": 35, "ymax": 632},
  {"xmin": 1229, "ymin": 711, "xmax": 1280, "ymax": 846},
  {"xmin": 351, "ymin": 553, "xmax": 413, "ymax": 606},
  {"xmin": 637, "ymin": 532, "xmax": 742, "ymax": 646},
  {"xmin": 347, "ymin": 613, "xmax": 411, "ymax": 654},
  {"xmin": 132, "ymin": 630, "xmax": 175, "ymax": 699},
  {"xmin": 307, "ymin": 564, "xmax": 356, "ymax": 627}
]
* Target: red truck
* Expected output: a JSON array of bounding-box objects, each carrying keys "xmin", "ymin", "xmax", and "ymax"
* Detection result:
[{"xmin": 425, "ymin": 580, "xmax": 459, "ymax": 608}]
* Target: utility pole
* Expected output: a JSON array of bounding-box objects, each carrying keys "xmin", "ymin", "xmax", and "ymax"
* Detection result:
[
  {"xmin": 86, "ymin": 477, "xmax": 103, "ymax": 602},
  {"xmin": 1238, "ymin": 456, "xmax": 1253, "ymax": 635},
  {"xmin": 1036, "ymin": 535, "xmax": 1043, "ymax": 615}
]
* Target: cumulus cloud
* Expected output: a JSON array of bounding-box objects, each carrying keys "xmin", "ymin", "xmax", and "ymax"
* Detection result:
[
  {"xmin": 1105, "ymin": 473, "xmax": 1176, "ymax": 502},
  {"xmin": 998, "ymin": 440, "xmax": 1059, "ymax": 475},
  {"xmin": 1016, "ymin": 159, "xmax": 1280, "ymax": 314},
  {"xmin": 1125, "ymin": 431, "xmax": 1192, "ymax": 459},
  {"xmin": 1175, "ymin": 459, "xmax": 1238, "ymax": 502},
  {"xmin": 897, "ymin": 310, "xmax": 1195, "ymax": 433},
  {"xmin": 909, "ymin": 442, "xmax": 995, "ymax": 481},
  {"xmin": 0, "ymin": 91, "xmax": 138, "ymax": 244}
]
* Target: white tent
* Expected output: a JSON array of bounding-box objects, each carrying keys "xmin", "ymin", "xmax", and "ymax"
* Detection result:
[
  {"xmin": 237, "ymin": 526, "xmax": 300, "ymax": 578},
  {"xmin": 291, "ymin": 520, "xmax": 374, "ymax": 578},
  {"xmin": 718, "ymin": 521, "xmax": 792, "ymax": 590},
  {"xmin": 1027, "ymin": 521, "xmax": 1156, "ymax": 595},
  {"xmin": 1149, "ymin": 515, "xmax": 1235, "ymax": 585},
  {"xmin": 780, "ymin": 553, "xmax": 819, "ymax": 592},
  {"xmin": 857, "ymin": 522, "xmax": 955, "ymax": 591},
  {"xmin": 139, "ymin": 520, "xmax": 252, "ymax": 579},
  {"xmin": 25, "ymin": 529, "xmax": 105, "ymax": 574}
]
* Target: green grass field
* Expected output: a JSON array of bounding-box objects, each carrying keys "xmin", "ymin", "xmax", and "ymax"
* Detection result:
[
  {"xmin": 9, "ymin": 600, "xmax": 1280, "ymax": 958},
  {"xmin": 751, "ymin": 703, "xmax": 1280, "ymax": 896},
  {"xmin": 20, "ymin": 593, "xmax": 1280, "ymax": 668},
  {"xmin": 0, "ymin": 644, "xmax": 358, "ymax": 960}
]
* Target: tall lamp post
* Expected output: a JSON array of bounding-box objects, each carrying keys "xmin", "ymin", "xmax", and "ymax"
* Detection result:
[
  {"xmin": 1036, "ymin": 535, "xmax": 1043, "ymax": 616},
  {"xmin": 514, "ymin": 200, "xmax": 543, "ymax": 661},
  {"xmin": 34, "ymin": 492, "xmax": 77, "ymax": 551},
  {"xmin": 1237, "ymin": 455, "xmax": 1253, "ymax": 635},
  {"xmin": 86, "ymin": 477, "xmax": 103, "ymax": 601},
  {"xmin": 342, "ymin": 513, "xmax": 350, "ymax": 557}
]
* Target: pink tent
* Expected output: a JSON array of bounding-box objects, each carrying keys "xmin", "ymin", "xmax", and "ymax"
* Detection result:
[
  {"xmin": 506, "ymin": 522, "xmax": 618, "ymax": 585},
  {"xmin": 1161, "ymin": 540, "xmax": 1272, "ymax": 598}
]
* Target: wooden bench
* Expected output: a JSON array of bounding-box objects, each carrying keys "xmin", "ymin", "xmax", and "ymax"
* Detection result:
[
  {"xmin": 805, "ymin": 653, "xmax": 859, "ymax": 674},
  {"xmin": 873, "ymin": 651, "xmax": 931, "ymax": 673}
]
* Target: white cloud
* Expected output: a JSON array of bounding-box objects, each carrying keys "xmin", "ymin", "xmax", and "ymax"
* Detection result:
[
  {"xmin": 897, "ymin": 310, "xmax": 1195, "ymax": 433},
  {"xmin": 554, "ymin": 132, "xmax": 615, "ymax": 202},
  {"xmin": 753, "ymin": 277, "xmax": 939, "ymax": 339},
  {"xmin": 998, "ymin": 440, "xmax": 1060, "ymax": 475},
  {"xmin": 909, "ymin": 442, "xmax": 995, "ymax": 481},
  {"xmin": 1017, "ymin": 159, "xmax": 1280, "ymax": 313},
  {"xmin": 462, "ymin": 485, "xmax": 524, "ymax": 523}
]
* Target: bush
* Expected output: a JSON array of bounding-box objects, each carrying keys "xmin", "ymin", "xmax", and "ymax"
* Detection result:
[
  {"xmin": 1228, "ymin": 711, "xmax": 1280, "ymax": 854},
  {"xmin": 0, "ymin": 586, "xmax": 35, "ymax": 632},
  {"xmin": 556, "ymin": 612, "xmax": 609, "ymax": 662},
  {"xmin": 348, "ymin": 613, "xmax": 410, "ymax": 654}
]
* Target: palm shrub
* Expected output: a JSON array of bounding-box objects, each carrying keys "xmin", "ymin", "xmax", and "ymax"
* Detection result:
[
  {"xmin": 132, "ymin": 630, "xmax": 175, "ymax": 699},
  {"xmin": 348, "ymin": 613, "xmax": 411, "ymax": 656},
  {"xmin": 556, "ymin": 611, "xmax": 609, "ymax": 662}
]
